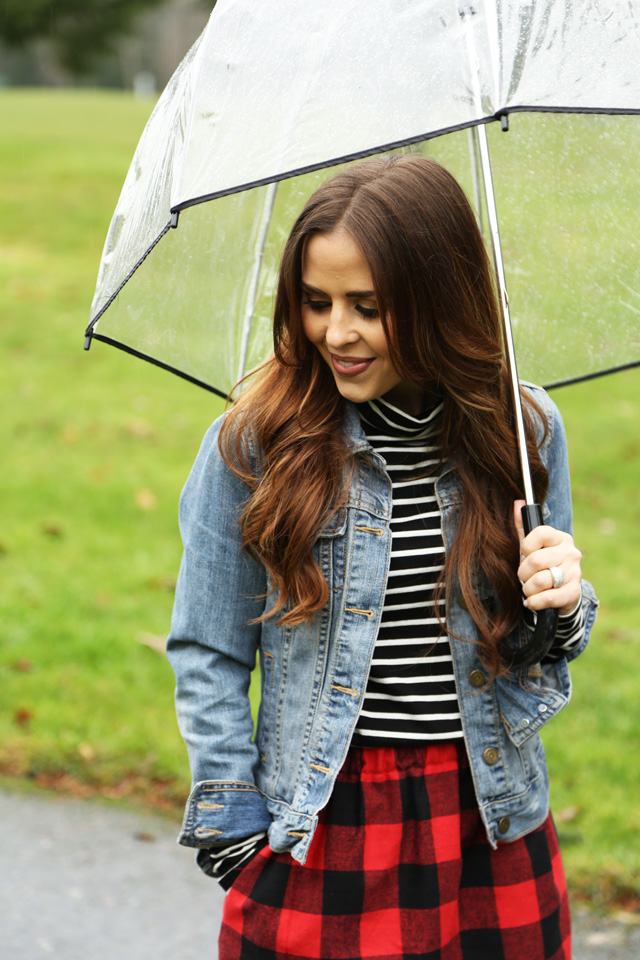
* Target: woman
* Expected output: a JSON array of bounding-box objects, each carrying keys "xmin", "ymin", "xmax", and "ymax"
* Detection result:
[{"xmin": 167, "ymin": 155, "xmax": 598, "ymax": 960}]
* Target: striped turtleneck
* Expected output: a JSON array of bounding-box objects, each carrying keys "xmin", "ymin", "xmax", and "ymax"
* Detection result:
[{"xmin": 352, "ymin": 395, "xmax": 463, "ymax": 745}]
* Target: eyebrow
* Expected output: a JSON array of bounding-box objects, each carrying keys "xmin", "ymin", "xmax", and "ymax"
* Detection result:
[{"xmin": 301, "ymin": 281, "xmax": 376, "ymax": 298}]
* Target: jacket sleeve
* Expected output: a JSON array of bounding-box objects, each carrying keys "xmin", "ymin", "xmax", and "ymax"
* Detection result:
[
  {"xmin": 528, "ymin": 383, "xmax": 599, "ymax": 663},
  {"xmin": 166, "ymin": 415, "xmax": 272, "ymax": 847}
]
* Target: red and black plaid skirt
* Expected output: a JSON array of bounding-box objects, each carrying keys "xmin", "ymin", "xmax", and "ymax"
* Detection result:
[{"xmin": 219, "ymin": 742, "xmax": 571, "ymax": 960}]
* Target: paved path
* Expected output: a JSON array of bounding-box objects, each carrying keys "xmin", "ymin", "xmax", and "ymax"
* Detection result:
[{"xmin": 2, "ymin": 787, "xmax": 638, "ymax": 959}]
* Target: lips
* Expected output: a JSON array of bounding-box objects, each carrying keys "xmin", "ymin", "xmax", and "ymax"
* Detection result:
[{"xmin": 330, "ymin": 354, "xmax": 374, "ymax": 376}]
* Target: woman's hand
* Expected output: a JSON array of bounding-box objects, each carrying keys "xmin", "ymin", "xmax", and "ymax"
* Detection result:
[{"xmin": 513, "ymin": 500, "xmax": 582, "ymax": 615}]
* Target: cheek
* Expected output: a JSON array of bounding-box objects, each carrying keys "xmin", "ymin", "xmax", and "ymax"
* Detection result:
[
  {"xmin": 301, "ymin": 311, "xmax": 322, "ymax": 346},
  {"xmin": 368, "ymin": 326, "xmax": 392, "ymax": 360}
]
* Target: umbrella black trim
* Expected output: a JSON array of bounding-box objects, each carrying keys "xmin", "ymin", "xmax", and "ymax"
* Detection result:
[
  {"xmin": 88, "ymin": 328, "xmax": 639, "ymax": 396},
  {"xmin": 498, "ymin": 105, "xmax": 640, "ymax": 119},
  {"xmin": 87, "ymin": 333, "xmax": 230, "ymax": 399},
  {"xmin": 170, "ymin": 107, "xmax": 640, "ymax": 213},
  {"xmin": 543, "ymin": 359, "xmax": 640, "ymax": 391},
  {"xmin": 85, "ymin": 220, "xmax": 174, "ymax": 337}
]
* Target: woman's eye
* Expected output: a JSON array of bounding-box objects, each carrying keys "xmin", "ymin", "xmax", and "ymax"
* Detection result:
[
  {"xmin": 302, "ymin": 298, "xmax": 330, "ymax": 312},
  {"xmin": 356, "ymin": 304, "xmax": 379, "ymax": 319}
]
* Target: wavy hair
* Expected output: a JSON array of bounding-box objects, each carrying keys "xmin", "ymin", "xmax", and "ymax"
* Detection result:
[{"xmin": 220, "ymin": 155, "xmax": 548, "ymax": 675}]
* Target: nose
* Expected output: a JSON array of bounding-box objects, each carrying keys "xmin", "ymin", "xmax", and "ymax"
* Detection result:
[{"xmin": 324, "ymin": 302, "xmax": 360, "ymax": 349}]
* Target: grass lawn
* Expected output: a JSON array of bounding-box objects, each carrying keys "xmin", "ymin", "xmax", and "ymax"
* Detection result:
[{"xmin": 1, "ymin": 89, "xmax": 638, "ymax": 909}]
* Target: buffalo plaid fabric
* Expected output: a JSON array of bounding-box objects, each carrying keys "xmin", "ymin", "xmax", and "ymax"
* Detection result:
[{"xmin": 219, "ymin": 743, "xmax": 570, "ymax": 960}]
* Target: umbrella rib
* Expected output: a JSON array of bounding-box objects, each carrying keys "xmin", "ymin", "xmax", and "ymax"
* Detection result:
[
  {"xmin": 237, "ymin": 181, "xmax": 278, "ymax": 386},
  {"xmin": 544, "ymin": 360, "xmax": 640, "ymax": 391},
  {"xmin": 170, "ymin": 14, "xmax": 209, "ymax": 212}
]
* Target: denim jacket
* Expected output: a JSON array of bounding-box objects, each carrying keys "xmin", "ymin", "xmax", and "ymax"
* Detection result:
[{"xmin": 167, "ymin": 382, "xmax": 598, "ymax": 863}]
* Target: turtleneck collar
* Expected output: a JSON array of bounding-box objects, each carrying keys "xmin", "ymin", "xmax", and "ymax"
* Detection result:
[{"xmin": 358, "ymin": 394, "xmax": 443, "ymax": 440}]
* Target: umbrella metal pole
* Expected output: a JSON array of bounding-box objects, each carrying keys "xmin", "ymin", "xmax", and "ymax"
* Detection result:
[
  {"xmin": 472, "ymin": 123, "xmax": 535, "ymax": 506},
  {"xmin": 460, "ymin": 5, "xmax": 534, "ymax": 505},
  {"xmin": 473, "ymin": 121, "xmax": 559, "ymax": 667}
]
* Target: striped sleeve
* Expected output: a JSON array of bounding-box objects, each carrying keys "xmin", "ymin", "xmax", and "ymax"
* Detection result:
[
  {"xmin": 196, "ymin": 832, "xmax": 267, "ymax": 889},
  {"xmin": 522, "ymin": 593, "xmax": 585, "ymax": 662}
]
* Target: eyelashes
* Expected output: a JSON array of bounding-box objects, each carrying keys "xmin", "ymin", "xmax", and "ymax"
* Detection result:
[
  {"xmin": 356, "ymin": 305, "xmax": 380, "ymax": 319},
  {"xmin": 301, "ymin": 299, "xmax": 379, "ymax": 319}
]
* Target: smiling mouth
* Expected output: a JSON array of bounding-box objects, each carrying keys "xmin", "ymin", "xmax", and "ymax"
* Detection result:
[{"xmin": 330, "ymin": 355, "xmax": 374, "ymax": 376}]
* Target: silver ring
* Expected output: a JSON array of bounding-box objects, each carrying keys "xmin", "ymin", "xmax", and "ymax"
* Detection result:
[{"xmin": 549, "ymin": 566, "xmax": 564, "ymax": 589}]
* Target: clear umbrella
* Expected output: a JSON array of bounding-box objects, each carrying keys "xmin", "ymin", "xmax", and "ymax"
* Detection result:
[
  {"xmin": 85, "ymin": 0, "xmax": 640, "ymax": 663},
  {"xmin": 85, "ymin": 0, "xmax": 640, "ymax": 396}
]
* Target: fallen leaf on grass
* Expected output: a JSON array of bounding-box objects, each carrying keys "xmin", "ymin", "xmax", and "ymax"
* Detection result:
[
  {"xmin": 124, "ymin": 418, "xmax": 156, "ymax": 440},
  {"xmin": 622, "ymin": 440, "xmax": 640, "ymax": 460},
  {"xmin": 41, "ymin": 521, "xmax": 64, "ymax": 537},
  {"xmin": 616, "ymin": 400, "xmax": 636, "ymax": 420},
  {"xmin": 556, "ymin": 806, "xmax": 581, "ymax": 823},
  {"xmin": 148, "ymin": 575, "xmax": 177, "ymax": 592},
  {"xmin": 597, "ymin": 517, "xmax": 616, "ymax": 535},
  {"xmin": 135, "ymin": 488, "xmax": 157, "ymax": 511},
  {"xmin": 77, "ymin": 743, "xmax": 96, "ymax": 763},
  {"xmin": 14, "ymin": 708, "xmax": 33, "ymax": 728},
  {"xmin": 61, "ymin": 424, "xmax": 80, "ymax": 444},
  {"xmin": 95, "ymin": 592, "xmax": 114, "ymax": 608},
  {"xmin": 12, "ymin": 658, "xmax": 33, "ymax": 672},
  {"xmin": 89, "ymin": 465, "xmax": 110, "ymax": 484},
  {"xmin": 136, "ymin": 632, "xmax": 167, "ymax": 656},
  {"xmin": 606, "ymin": 627, "xmax": 634, "ymax": 643}
]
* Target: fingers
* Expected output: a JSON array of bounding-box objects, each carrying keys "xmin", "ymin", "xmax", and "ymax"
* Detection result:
[
  {"xmin": 520, "ymin": 564, "xmax": 581, "ymax": 615},
  {"xmin": 513, "ymin": 499, "xmax": 526, "ymax": 548},
  {"xmin": 513, "ymin": 500, "xmax": 582, "ymax": 615}
]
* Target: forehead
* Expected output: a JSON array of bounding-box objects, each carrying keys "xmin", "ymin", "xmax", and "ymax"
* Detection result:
[{"xmin": 301, "ymin": 230, "xmax": 373, "ymax": 288}]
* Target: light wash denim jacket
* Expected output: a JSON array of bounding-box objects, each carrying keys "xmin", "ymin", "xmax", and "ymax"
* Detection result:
[{"xmin": 167, "ymin": 383, "xmax": 598, "ymax": 864}]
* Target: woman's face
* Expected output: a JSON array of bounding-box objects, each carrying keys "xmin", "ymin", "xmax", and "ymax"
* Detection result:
[{"xmin": 301, "ymin": 230, "xmax": 422, "ymax": 414}]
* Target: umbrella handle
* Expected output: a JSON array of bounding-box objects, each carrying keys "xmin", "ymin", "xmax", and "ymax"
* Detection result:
[{"xmin": 505, "ymin": 503, "xmax": 559, "ymax": 670}]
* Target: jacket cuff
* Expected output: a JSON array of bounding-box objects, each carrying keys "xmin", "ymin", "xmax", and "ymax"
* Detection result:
[{"xmin": 177, "ymin": 780, "xmax": 272, "ymax": 848}]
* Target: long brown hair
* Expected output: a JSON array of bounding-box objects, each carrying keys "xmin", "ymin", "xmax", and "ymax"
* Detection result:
[{"xmin": 220, "ymin": 155, "xmax": 548, "ymax": 675}]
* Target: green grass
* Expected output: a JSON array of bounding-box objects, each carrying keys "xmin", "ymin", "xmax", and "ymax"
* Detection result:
[
  {"xmin": 0, "ymin": 89, "xmax": 639, "ymax": 906},
  {"xmin": 541, "ymin": 373, "xmax": 640, "ymax": 908},
  {"xmin": 0, "ymin": 89, "xmax": 225, "ymax": 807}
]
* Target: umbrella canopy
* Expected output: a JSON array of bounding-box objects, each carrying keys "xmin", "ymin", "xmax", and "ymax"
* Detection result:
[{"xmin": 86, "ymin": 0, "xmax": 640, "ymax": 397}]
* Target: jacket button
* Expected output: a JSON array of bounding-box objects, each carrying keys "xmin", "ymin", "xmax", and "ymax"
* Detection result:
[
  {"xmin": 483, "ymin": 747, "xmax": 499, "ymax": 766},
  {"xmin": 457, "ymin": 594, "xmax": 468, "ymax": 610},
  {"xmin": 498, "ymin": 817, "xmax": 511, "ymax": 834},
  {"xmin": 469, "ymin": 669, "xmax": 487, "ymax": 688}
]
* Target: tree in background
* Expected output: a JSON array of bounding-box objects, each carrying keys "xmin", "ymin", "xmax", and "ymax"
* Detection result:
[{"xmin": 0, "ymin": 0, "xmax": 213, "ymax": 75}]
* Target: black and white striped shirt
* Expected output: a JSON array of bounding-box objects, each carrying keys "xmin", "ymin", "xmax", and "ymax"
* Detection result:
[{"xmin": 352, "ymin": 396, "xmax": 462, "ymax": 745}]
